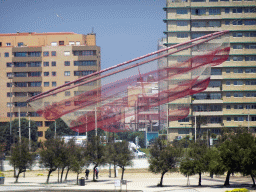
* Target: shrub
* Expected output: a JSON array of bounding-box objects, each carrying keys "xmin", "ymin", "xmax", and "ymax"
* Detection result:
[
  {"xmin": 0, "ymin": 172, "xmax": 4, "ymax": 177},
  {"xmin": 225, "ymin": 188, "xmax": 249, "ymax": 192}
]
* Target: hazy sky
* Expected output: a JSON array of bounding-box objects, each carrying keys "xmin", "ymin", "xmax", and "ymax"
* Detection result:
[{"xmin": 0, "ymin": 0, "xmax": 166, "ymax": 70}]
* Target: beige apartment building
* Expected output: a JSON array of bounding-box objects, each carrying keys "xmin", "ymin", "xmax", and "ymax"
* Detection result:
[
  {"xmin": 0, "ymin": 32, "xmax": 101, "ymax": 141},
  {"xmin": 163, "ymin": 0, "xmax": 256, "ymax": 141}
]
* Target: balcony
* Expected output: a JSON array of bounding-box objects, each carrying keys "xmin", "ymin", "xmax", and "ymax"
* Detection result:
[
  {"xmin": 192, "ymin": 99, "xmax": 223, "ymax": 104},
  {"xmin": 194, "ymin": 111, "xmax": 223, "ymax": 116}
]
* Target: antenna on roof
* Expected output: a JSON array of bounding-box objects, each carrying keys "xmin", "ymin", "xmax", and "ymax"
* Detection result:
[{"xmin": 92, "ymin": 27, "xmax": 94, "ymax": 34}]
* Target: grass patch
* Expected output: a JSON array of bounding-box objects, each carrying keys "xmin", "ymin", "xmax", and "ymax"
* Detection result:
[{"xmin": 140, "ymin": 148, "xmax": 150, "ymax": 157}]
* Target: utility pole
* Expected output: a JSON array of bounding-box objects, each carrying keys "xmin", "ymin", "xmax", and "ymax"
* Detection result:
[
  {"xmin": 28, "ymin": 115, "xmax": 31, "ymax": 151},
  {"xmin": 19, "ymin": 108, "xmax": 21, "ymax": 143},
  {"xmin": 55, "ymin": 121, "xmax": 57, "ymax": 139},
  {"xmin": 195, "ymin": 114, "xmax": 197, "ymax": 142},
  {"xmin": 95, "ymin": 106, "xmax": 97, "ymax": 137}
]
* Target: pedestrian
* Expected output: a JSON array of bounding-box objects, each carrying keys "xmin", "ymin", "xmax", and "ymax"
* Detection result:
[
  {"xmin": 95, "ymin": 167, "xmax": 99, "ymax": 179},
  {"xmin": 85, "ymin": 169, "xmax": 90, "ymax": 180}
]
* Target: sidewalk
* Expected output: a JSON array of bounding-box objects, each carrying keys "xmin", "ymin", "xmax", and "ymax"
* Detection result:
[{"xmin": 1, "ymin": 171, "xmax": 256, "ymax": 192}]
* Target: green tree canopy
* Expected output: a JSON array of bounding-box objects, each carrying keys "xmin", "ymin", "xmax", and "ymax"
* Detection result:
[
  {"xmin": 9, "ymin": 138, "xmax": 35, "ymax": 183},
  {"xmin": 45, "ymin": 119, "xmax": 76, "ymax": 140},
  {"xmin": 149, "ymin": 137, "xmax": 179, "ymax": 187}
]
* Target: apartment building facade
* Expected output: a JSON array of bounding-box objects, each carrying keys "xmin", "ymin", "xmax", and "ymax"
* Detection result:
[
  {"xmin": 164, "ymin": 0, "xmax": 256, "ymax": 141},
  {"xmin": 0, "ymin": 32, "xmax": 101, "ymax": 141}
]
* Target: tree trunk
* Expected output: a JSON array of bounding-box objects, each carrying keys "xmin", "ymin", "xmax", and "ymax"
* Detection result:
[
  {"xmin": 198, "ymin": 172, "xmax": 202, "ymax": 186},
  {"xmin": 251, "ymin": 173, "xmax": 255, "ymax": 187},
  {"xmin": 121, "ymin": 167, "xmax": 125, "ymax": 180},
  {"xmin": 60, "ymin": 167, "xmax": 65, "ymax": 183},
  {"xmin": 93, "ymin": 165, "xmax": 97, "ymax": 181},
  {"xmin": 224, "ymin": 171, "xmax": 231, "ymax": 186},
  {"xmin": 77, "ymin": 173, "xmax": 79, "ymax": 185},
  {"xmin": 15, "ymin": 169, "xmax": 21, "ymax": 183},
  {"xmin": 158, "ymin": 171, "xmax": 166, "ymax": 187},
  {"xmin": 114, "ymin": 162, "xmax": 117, "ymax": 177},
  {"xmin": 46, "ymin": 169, "xmax": 53, "ymax": 184},
  {"xmin": 65, "ymin": 166, "xmax": 70, "ymax": 181}
]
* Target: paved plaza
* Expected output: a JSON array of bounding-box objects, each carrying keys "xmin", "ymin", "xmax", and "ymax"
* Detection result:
[{"xmin": 1, "ymin": 169, "xmax": 256, "ymax": 192}]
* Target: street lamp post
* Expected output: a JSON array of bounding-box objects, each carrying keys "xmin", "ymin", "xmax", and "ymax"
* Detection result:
[{"xmin": 8, "ymin": 75, "xmax": 13, "ymax": 149}]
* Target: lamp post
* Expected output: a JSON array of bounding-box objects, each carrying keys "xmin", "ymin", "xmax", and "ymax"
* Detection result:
[
  {"xmin": 8, "ymin": 75, "xmax": 13, "ymax": 149},
  {"xmin": 26, "ymin": 112, "xmax": 31, "ymax": 152}
]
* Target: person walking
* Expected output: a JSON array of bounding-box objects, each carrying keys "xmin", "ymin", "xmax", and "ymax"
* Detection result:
[
  {"xmin": 85, "ymin": 169, "xmax": 90, "ymax": 180},
  {"xmin": 95, "ymin": 167, "xmax": 99, "ymax": 179}
]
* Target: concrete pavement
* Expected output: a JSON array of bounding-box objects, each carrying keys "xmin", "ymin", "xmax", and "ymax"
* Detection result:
[{"xmin": 1, "ymin": 173, "xmax": 256, "ymax": 192}]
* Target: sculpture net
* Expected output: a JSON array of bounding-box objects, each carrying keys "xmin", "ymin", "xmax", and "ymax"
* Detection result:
[{"xmin": 28, "ymin": 31, "xmax": 230, "ymax": 133}]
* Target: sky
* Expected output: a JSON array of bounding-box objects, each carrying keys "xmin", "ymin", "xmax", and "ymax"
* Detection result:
[{"xmin": 0, "ymin": 0, "xmax": 166, "ymax": 70}]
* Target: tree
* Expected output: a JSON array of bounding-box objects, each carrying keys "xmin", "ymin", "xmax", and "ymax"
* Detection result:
[
  {"xmin": 237, "ymin": 131, "xmax": 256, "ymax": 187},
  {"xmin": 39, "ymin": 138, "xmax": 64, "ymax": 183},
  {"xmin": 71, "ymin": 145, "xmax": 87, "ymax": 184},
  {"xmin": 3, "ymin": 118, "xmax": 38, "ymax": 151},
  {"xmin": 149, "ymin": 137, "xmax": 179, "ymax": 187},
  {"xmin": 114, "ymin": 141, "xmax": 133, "ymax": 180},
  {"xmin": 85, "ymin": 136, "xmax": 107, "ymax": 181},
  {"xmin": 9, "ymin": 138, "xmax": 35, "ymax": 183},
  {"xmin": 45, "ymin": 118, "xmax": 76, "ymax": 139},
  {"xmin": 180, "ymin": 157, "xmax": 195, "ymax": 186},
  {"xmin": 218, "ymin": 128, "xmax": 247, "ymax": 186}
]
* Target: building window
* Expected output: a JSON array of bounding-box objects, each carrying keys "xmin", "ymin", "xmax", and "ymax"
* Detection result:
[
  {"xmin": 225, "ymin": 8, "xmax": 230, "ymax": 14},
  {"xmin": 192, "ymin": 8, "xmax": 206, "ymax": 15},
  {"xmin": 44, "ymin": 82, "xmax": 49, "ymax": 87},
  {"xmin": 51, "ymin": 51, "xmax": 56, "ymax": 56},
  {"xmin": 244, "ymin": 32, "xmax": 256, "ymax": 37},
  {"xmin": 234, "ymin": 81, "xmax": 243, "ymax": 86},
  {"xmin": 226, "ymin": 69, "xmax": 230, "ymax": 73},
  {"xmin": 52, "ymin": 81, "xmax": 57, "ymax": 87},
  {"xmin": 76, "ymin": 41, "xmax": 80, "ymax": 45},
  {"xmin": 209, "ymin": 21, "xmax": 221, "ymax": 27},
  {"xmin": 7, "ymin": 73, "xmax": 13, "ymax": 78},
  {"xmin": 64, "ymin": 51, "xmax": 70, "ymax": 56},
  {"xmin": 7, "ymin": 82, "xmax": 12, "ymax": 87},
  {"xmin": 244, "ymin": 20, "xmax": 256, "ymax": 25},
  {"xmin": 52, "ymin": 72, "xmax": 56, "ymax": 76},
  {"xmin": 64, "ymin": 71, "xmax": 70, "ymax": 76},
  {"xmin": 225, "ymin": 21, "xmax": 230, "ymax": 25},
  {"xmin": 51, "ymin": 42, "xmax": 57, "ymax": 46},
  {"xmin": 7, "ymin": 92, "xmax": 12, "ymax": 97},
  {"xmin": 4, "ymin": 52, "xmax": 9, "ymax": 57},
  {"xmin": 43, "ymin": 51, "xmax": 49, "ymax": 56},
  {"xmin": 234, "ymin": 92, "xmax": 243, "ymax": 97},
  {"xmin": 209, "ymin": 8, "xmax": 221, "ymax": 15},
  {"xmin": 233, "ymin": 32, "xmax": 243, "ymax": 37},
  {"xmin": 51, "ymin": 61, "xmax": 56, "ymax": 66},
  {"xmin": 74, "ymin": 60, "xmax": 97, "ymax": 66},
  {"xmin": 43, "ymin": 62, "xmax": 49, "ymax": 67},
  {"xmin": 226, "ymin": 92, "xmax": 231, "ymax": 97},
  {"xmin": 233, "ymin": 68, "xmax": 243, "ymax": 73},
  {"xmin": 227, "ymin": 117, "xmax": 231, "ymax": 121},
  {"xmin": 65, "ymin": 101, "xmax": 71, "ymax": 106},
  {"xmin": 211, "ymin": 68, "xmax": 222, "ymax": 75},
  {"xmin": 18, "ymin": 42, "xmax": 24, "ymax": 47},
  {"xmin": 36, "ymin": 121, "xmax": 43, "ymax": 127},
  {"xmin": 177, "ymin": 33, "xmax": 188, "ymax": 38},
  {"xmin": 245, "ymin": 8, "xmax": 256, "ymax": 13},
  {"xmin": 226, "ymin": 105, "xmax": 231, "ymax": 110},
  {"xmin": 6, "ymin": 62, "xmax": 12, "ymax": 67},
  {"xmin": 65, "ymin": 91, "xmax": 70, "ymax": 96},
  {"xmin": 234, "ymin": 117, "xmax": 244, "ymax": 121},
  {"xmin": 232, "ymin": 8, "xmax": 242, "ymax": 13},
  {"xmin": 233, "ymin": 56, "xmax": 243, "ymax": 61},
  {"xmin": 59, "ymin": 41, "xmax": 64, "ymax": 45},
  {"xmin": 245, "ymin": 44, "xmax": 256, "ymax": 49},
  {"xmin": 6, "ymin": 43, "xmax": 11, "ymax": 46},
  {"xmin": 232, "ymin": 20, "xmax": 243, "ymax": 25},
  {"xmin": 177, "ymin": 21, "xmax": 188, "ymax": 26},
  {"xmin": 176, "ymin": 9, "xmax": 188, "ymax": 14},
  {"xmin": 73, "ymin": 50, "xmax": 96, "ymax": 56},
  {"xmin": 74, "ymin": 70, "xmax": 95, "ymax": 76},
  {"xmin": 44, "ymin": 72, "xmax": 49, "ymax": 76},
  {"xmin": 233, "ymin": 44, "xmax": 243, "ymax": 49},
  {"xmin": 69, "ymin": 41, "xmax": 75, "ymax": 45},
  {"xmin": 64, "ymin": 61, "xmax": 70, "ymax": 66}
]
